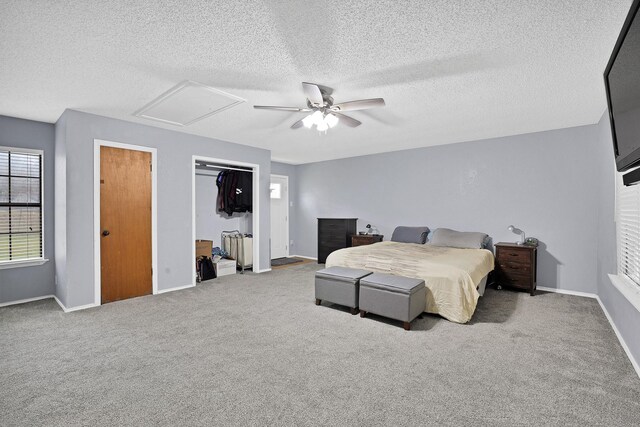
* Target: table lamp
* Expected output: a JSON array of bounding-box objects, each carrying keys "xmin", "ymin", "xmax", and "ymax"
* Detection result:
[{"xmin": 508, "ymin": 225, "xmax": 525, "ymax": 245}]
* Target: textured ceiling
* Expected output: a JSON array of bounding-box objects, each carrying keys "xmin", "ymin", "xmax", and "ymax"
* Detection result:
[{"xmin": 0, "ymin": 0, "xmax": 633, "ymax": 164}]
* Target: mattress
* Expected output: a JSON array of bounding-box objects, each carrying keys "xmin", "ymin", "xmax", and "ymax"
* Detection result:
[{"xmin": 325, "ymin": 241, "xmax": 494, "ymax": 323}]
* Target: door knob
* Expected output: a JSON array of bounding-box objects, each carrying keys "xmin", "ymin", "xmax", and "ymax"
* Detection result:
[{"xmin": 102, "ymin": 230, "xmax": 110, "ymax": 237}]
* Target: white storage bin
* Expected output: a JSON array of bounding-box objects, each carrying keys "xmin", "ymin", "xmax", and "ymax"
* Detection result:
[{"xmin": 215, "ymin": 259, "xmax": 237, "ymax": 277}]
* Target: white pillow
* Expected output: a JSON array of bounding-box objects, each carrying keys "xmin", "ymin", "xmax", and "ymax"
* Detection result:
[{"xmin": 428, "ymin": 228, "xmax": 488, "ymax": 249}]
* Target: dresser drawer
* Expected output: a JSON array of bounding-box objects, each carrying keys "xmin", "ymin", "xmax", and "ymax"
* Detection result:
[
  {"xmin": 319, "ymin": 234, "xmax": 345, "ymax": 246},
  {"xmin": 496, "ymin": 248, "xmax": 532, "ymax": 265},
  {"xmin": 498, "ymin": 262, "xmax": 532, "ymax": 275},
  {"xmin": 497, "ymin": 273, "xmax": 531, "ymax": 290},
  {"xmin": 319, "ymin": 220, "xmax": 347, "ymax": 231}
]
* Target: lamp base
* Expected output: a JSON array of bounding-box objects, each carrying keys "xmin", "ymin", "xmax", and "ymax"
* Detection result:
[{"xmin": 515, "ymin": 241, "xmax": 524, "ymax": 245}]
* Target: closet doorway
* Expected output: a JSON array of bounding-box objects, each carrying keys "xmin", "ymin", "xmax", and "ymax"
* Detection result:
[
  {"xmin": 192, "ymin": 156, "xmax": 259, "ymax": 282},
  {"xmin": 93, "ymin": 140, "xmax": 158, "ymax": 306},
  {"xmin": 270, "ymin": 174, "xmax": 289, "ymax": 260}
]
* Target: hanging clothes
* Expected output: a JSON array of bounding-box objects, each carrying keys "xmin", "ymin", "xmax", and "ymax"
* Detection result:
[
  {"xmin": 235, "ymin": 171, "xmax": 253, "ymax": 213},
  {"xmin": 216, "ymin": 171, "xmax": 227, "ymax": 214},
  {"xmin": 216, "ymin": 170, "xmax": 252, "ymax": 216}
]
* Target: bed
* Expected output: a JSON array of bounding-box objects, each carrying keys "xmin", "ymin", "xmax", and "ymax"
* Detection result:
[{"xmin": 325, "ymin": 241, "xmax": 494, "ymax": 323}]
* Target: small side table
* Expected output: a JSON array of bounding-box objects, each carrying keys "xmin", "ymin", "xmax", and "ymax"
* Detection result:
[{"xmin": 494, "ymin": 242, "xmax": 538, "ymax": 296}]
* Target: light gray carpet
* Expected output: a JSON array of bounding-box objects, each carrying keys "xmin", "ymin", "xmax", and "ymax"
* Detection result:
[{"xmin": 1, "ymin": 263, "xmax": 639, "ymax": 426}]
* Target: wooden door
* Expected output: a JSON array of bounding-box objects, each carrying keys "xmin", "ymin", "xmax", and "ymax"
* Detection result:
[{"xmin": 100, "ymin": 146, "xmax": 152, "ymax": 303}]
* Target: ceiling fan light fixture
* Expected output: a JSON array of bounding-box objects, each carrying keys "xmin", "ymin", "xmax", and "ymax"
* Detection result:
[
  {"xmin": 253, "ymin": 82, "xmax": 382, "ymax": 132},
  {"xmin": 325, "ymin": 113, "xmax": 339, "ymax": 128},
  {"xmin": 316, "ymin": 120, "xmax": 329, "ymax": 132},
  {"xmin": 302, "ymin": 115, "xmax": 314, "ymax": 128},
  {"xmin": 310, "ymin": 110, "xmax": 324, "ymax": 126}
]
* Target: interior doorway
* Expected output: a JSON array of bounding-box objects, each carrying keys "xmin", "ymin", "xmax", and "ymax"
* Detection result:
[
  {"xmin": 95, "ymin": 142, "xmax": 157, "ymax": 304},
  {"xmin": 270, "ymin": 174, "xmax": 289, "ymax": 260}
]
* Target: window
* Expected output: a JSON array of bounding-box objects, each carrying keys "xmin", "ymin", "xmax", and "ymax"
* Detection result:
[
  {"xmin": 0, "ymin": 147, "xmax": 43, "ymax": 263},
  {"xmin": 270, "ymin": 182, "xmax": 281, "ymax": 199},
  {"xmin": 616, "ymin": 171, "xmax": 640, "ymax": 286}
]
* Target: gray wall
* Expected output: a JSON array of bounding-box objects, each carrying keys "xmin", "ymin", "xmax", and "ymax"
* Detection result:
[
  {"xmin": 294, "ymin": 125, "xmax": 601, "ymax": 294},
  {"xmin": 271, "ymin": 162, "xmax": 298, "ymax": 255},
  {"xmin": 55, "ymin": 110, "xmax": 271, "ymax": 309},
  {"xmin": 0, "ymin": 115, "xmax": 55, "ymax": 304},
  {"xmin": 595, "ymin": 111, "xmax": 640, "ymax": 368}
]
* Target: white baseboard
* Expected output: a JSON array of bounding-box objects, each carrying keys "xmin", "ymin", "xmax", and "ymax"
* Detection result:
[
  {"xmin": 537, "ymin": 286, "xmax": 598, "ymax": 299},
  {"xmin": 291, "ymin": 254, "xmax": 317, "ymax": 261},
  {"xmin": 54, "ymin": 296, "xmax": 98, "ymax": 313},
  {"xmin": 538, "ymin": 286, "xmax": 639, "ymax": 379},
  {"xmin": 0, "ymin": 294, "xmax": 54, "ymax": 308},
  {"xmin": 255, "ymin": 268, "xmax": 272, "ymax": 273},
  {"xmin": 157, "ymin": 283, "xmax": 195, "ymax": 294},
  {"xmin": 596, "ymin": 296, "xmax": 640, "ymax": 379}
]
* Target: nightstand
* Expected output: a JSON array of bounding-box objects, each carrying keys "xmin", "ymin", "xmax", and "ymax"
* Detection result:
[
  {"xmin": 494, "ymin": 242, "xmax": 538, "ymax": 296},
  {"xmin": 351, "ymin": 234, "xmax": 383, "ymax": 247}
]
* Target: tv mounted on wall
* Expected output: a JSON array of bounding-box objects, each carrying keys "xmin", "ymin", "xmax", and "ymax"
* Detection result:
[{"xmin": 604, "ymin": 0, "xmax": 640, "ymax": 174}]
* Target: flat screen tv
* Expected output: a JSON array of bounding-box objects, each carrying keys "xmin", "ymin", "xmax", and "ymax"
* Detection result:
[{"xmin": 605, "ymin": 0, "xmax": 640, "ymax": 172}]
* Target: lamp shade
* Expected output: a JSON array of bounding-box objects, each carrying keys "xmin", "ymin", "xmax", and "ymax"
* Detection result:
[
  {"xmin": 325, "ymin": 113, "xmax": 339, "ymax": 128},
  {"xmin": 310, "ymin": 110, "xmax": 324, "ymax": 126},
  {"xmin": 316, "ymin": 120, "xmax": 329, "ymax": 132},
  {"xmin": 302, "ymin": 115, "xmax": 314, "ymax": 128}
]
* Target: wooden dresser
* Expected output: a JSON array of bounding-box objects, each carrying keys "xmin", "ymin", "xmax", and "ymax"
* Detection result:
[
  {"xmin": 317, "ymin": 218, "xmax": 357, "ymax": 263},
  {"xmin": 494, "ymin": 242, "xmax": 538, "ymax": 296},
  {"xmin": 351, "ymin": 234, "xmax": 383, "ymax": 247}
]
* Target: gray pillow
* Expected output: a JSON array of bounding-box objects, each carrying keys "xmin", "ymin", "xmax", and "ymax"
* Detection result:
[
  {"xmin": 428, "ymin": 228, "xmax": 488, "ymax": 249},
  {"xmin": 391, "ymin": 226, "xmax": 430, "ymax": 244}
]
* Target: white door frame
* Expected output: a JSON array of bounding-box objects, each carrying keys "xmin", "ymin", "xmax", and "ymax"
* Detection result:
[
  {"xmin": 93, "ymin": 139, "xmax": 158, "ymax": 306},
  {"xmin": 192, "ymin": 155, "xmax": 261, "ymax": 285},
  {"xmin": 270, "ymin": 174, "xmax": 289, "ymax": 258}
]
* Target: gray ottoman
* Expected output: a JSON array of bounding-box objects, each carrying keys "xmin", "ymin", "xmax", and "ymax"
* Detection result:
[
  {"xmin": 359, "ymin": 273, "xmax": 426, "ymax": 330},
  {"xmin": 315, "ymin": 267, "xmax": 372, "ymax": 315}
]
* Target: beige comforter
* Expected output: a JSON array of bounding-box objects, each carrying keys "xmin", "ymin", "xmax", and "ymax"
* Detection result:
[{"xmin": 325, "ymin": 241, "xmax": 494, "ymax": 323}]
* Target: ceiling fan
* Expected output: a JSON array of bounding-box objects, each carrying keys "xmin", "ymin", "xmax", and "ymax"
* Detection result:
[{"xmin": 253, "ymin": 82, "xmax": 385, "ymax": 132}]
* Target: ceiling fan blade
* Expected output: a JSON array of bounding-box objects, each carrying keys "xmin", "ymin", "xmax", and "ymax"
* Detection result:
[
  {"xmin": 331, "ymin": 98, "xmax": 385, "ymax": 112},
  {"xmin": 333, "ymin": 112, "xmax": 361, "ymax": 127},
  {"xmin": 302, "ymin": 82, "xmax": 325, "ymax": 105},
  {"xmin": 290, "ymin": 118, "xmax": 305, "ymax": 129},
  {"xmin": 253, "ymin": 105, "xmax": 311, "ymax": 112}
]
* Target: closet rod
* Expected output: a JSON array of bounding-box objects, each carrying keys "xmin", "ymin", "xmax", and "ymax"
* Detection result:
[{"xmin": 195, "ymin": 163, "xmax": 253, "ymax": 173}]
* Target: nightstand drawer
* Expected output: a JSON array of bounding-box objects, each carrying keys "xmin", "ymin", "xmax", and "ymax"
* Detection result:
[
  {"xmin": 497, "ymin": 274, "xmax": 531, "ymax": 290},
  {"xmin": 498, "ymin": 263, "xmax": 532, "ymax": 275},
  {"xmin": 496, "ymin": 248, "xmax": 531, "ymax": 265},
  {"xmin": 351, "ymin": 235, "xmax": 383, "ymax": 247}
]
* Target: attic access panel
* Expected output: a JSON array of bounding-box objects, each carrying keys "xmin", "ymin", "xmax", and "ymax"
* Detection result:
[{"xmin": 134, "ymin": 80, "xmax": 245, "ymax": 126}]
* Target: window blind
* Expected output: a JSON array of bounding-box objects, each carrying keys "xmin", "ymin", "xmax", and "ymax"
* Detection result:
[
  {"xmin": 0, "ymin": 149, "xmax": 43, "ymax": 262},
  {"xmin": 617, "ymin": 176, "xmax": 640, "ymax": 286}
]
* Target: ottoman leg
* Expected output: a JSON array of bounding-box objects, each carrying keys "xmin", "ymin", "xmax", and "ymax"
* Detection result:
[
  {"xmin": 403, "ymin": 321, "xmax": 411, "ymax": 331},
  {"xmin": 360, "ymin": 310, "xmax": 367, "ymax": 318},
  {"xmin": 350, "ymin": 307, "xmax": 358, "ymax": 315},
  {"xmin": 315, "ymin": 298, "xmax": 321, "ymax": 305}
]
